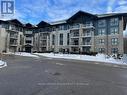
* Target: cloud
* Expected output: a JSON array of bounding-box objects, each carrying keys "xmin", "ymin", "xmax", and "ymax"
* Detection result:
[
  {"xmin": 114, "ymin": 0, "xmax": 127, "ymax": 13},
  {"xmin": 106, "ymin": 0, "xmax": 127, "ymax": 13},
  {"xmin": 114, "ymin": 6, "xmax": 127, "ymax": 13},
  {"xmin": 118, "ymin": 0, "xmax": 127, "ymax": 5},
  {"xmin": 107, "ymin": 0, "xmax": 116, "ymax": 13}
]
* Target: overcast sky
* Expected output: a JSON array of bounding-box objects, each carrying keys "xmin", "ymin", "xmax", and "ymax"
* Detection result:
[{"xmin": 0, "ymin": 0, "xmax": 127, "ymax": 24}]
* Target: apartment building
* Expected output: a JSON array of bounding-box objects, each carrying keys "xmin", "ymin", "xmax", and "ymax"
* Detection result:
[
  {"xmin": 0, "ymin": 19, "xmax": 24, "ymax": 52},
  {"xmin": 0, "ymin": 11, "xmax": 127, "ymax": 55}
]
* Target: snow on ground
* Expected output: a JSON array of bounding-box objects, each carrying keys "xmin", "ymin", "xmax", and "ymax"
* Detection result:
[
  {"xmin": 5, "ymin": 52, "xmax": 39, "ymax": 58},
  {"xmin": 14, "ymin": 52, "xmax": 39, "ymax": 58},
  {"xmin": 35, "ymin": 53, "xmax": 127, "ymax": 65},
  {"xmin": 0, "ymin": 60, "xmax": 7, "ymax": 68}
]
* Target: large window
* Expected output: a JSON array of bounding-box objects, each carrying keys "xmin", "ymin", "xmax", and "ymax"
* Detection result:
[
  {"xmin": 111, "ymin": 48, "xmax": 118, "ymax": 54},
  {"xmin": 111, "ymin": 38, "xmax": 118, "ymax": 45},
  {"xmin": 59, "ymin": 25, "xmax": 69, "ymax": 30},
  {"xmin": 110, "ymin": 27, "xmax": 118, "ymax": 34},
  {"xmin": 20, "ymin": 35, "xmax": 22, "ymax": 45},
  {"xmin": 99, "ymin": 39, "xmax": 105, "ymax": 45},
  {"xmin": 59, "ymin": 34, "xmax": 63, "ymax": 45},
  {"xmin": 67, "ymin": 33, "xmax": 69, "ymax": 45},
  {"xmin": 98, "ymin": 20, "xmax": 106, "ymax": 27},
  {"xmin": 98, "ymin": 28, "xmax": 106, "ymax": 35},
  {"xmin": 64, "ymin": 25, "xmax": 69, "ymax": 30},
  {"xmin": 110, "ymin": 18, "xmax": 119, "ymax": 26},
  {"xmin": 52, "ymin": 34, "xmax": 55, "ymax": 45}
]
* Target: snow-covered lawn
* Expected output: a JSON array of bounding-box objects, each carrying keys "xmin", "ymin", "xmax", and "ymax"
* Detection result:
[
  {"xmin": 0, "ymin": 60, "xmax": 7, "ymax": 68},
  {"xmin": 14, "ymin": 52, "xmax": 39, "ymax": 58},
  {"xmin": 35, "ymin": 53, "xmax": 127, "ymax": 65},
  {"xmin": 5, "ymin": 52, "xmax": 39, "ymax": 58}
]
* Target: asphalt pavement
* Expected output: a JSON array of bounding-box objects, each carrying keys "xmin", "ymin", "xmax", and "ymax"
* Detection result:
[{"xmin": 0, "ymin": 55, "xmax": 127, "ymax": 95}]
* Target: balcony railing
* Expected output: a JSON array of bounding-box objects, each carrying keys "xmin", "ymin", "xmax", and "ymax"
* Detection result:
[
  {"xmin": 10, "ymin": 35, "xmax": 18, "ymax": 39},
  {"xmin": 41, "ymin": 36, "xmax": 47, "ymax": 39},
  {"xmin": 70, "ymin": 34, "xmax": 79, "ymax": 37},
  {"xmin": 26, "ymin": 37, "xmax": 32, "ymax": 41},
  {"xmin": 41, "ymin": 44, "xmax": 47, "ymax": 46},
  {"xmin": 82, "ymin": 24, "xmax": 94, "ymax": 28},
  {"xmin": 70, "ymin": 25, "xmax": 80, "ymax": 29},
  {"xmin": 10, "ymin": 42, "xmax": 18, "ymax": 46},
  {"xmin": 25, "ymin": 31, "xmax": 33, "ymax": 35},
  {"xmin": 82, "ymin": 33, "xmax": 91, "ymax": 37},
  {"xmin": 82, "ymin": 42, "xmax": 91, "ymax": 46},
  {"xmin": 70, "ymin": 43, "xmax": 79, "ymax": 45},
  {"xmin": 7, "ymin": 28, "xmax": 18, "ymax": 32}
]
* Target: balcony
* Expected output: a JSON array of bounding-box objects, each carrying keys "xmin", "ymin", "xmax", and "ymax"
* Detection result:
[
  {"xmin": 70, "ymin": 24, "xmax": 80, "ymax": 30},
  {"xmin": 70, "ymin": 30, "xmax": 79, "ymax": 38},
  {"xmin": 81, "ymin": 42, "xmax": 92, "ymax": 46},
  {"xmin": 8, "ymin": 26, "xmax": 22, "ymax": 32},
  {"xmin": 81, "ymin": 33, "xmax": 92, "ymax": 37},
  {"xmin": 7, "ymin": 28, "xmax": 18, "ymax": 32},
  {"xmin": 70, "ymin": 41, "xmax": 79, "ymax": 46},
  {"xmin": 40, "ymin": 36, "xmax": 47, "ymax": 40},
  {"xmin": 25, "ymin": 31, "xmax": 33, "ymax": 35},
  {"xmin": 25, "ymin": 37, "xmax": 32, "ymax": 41},
  {"xmin": 10, "ymin": 42, "xmax": 18, "ymax": 46},
  {"xmin": 40, "ymin": 44, "xmax": 47, "ymax": 47},
  {"xmin": 70, "ymin": 34, "xmax": 79, "ymax": 38},
  {"xmin": 10, "ymin": 35, "xmax": 18, "ymax": 39},
  {"xmin": 82, "ymin": 24, "xmax": 94, "ymax": 29}
]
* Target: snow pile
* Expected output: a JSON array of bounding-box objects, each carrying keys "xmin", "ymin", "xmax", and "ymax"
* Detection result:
[
  {"xmin": 123, "ymin": 54, "xmax": 127, "ymax": 63},
  {"xmin": 35, "ymin": 53, "xmax": 127, "ymax": 65},
  {"xmin": 14, "ymin": 52, "xmax": 39, "ymax": 58},
  {"xmin": 0, "ymin": 60, "xmax": 7, "ymax": 68}
]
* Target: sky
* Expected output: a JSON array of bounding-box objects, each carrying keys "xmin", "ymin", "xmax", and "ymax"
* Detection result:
[{"xmin": 0, "ymin": 0, "xmax": 127, "ymax": 24}]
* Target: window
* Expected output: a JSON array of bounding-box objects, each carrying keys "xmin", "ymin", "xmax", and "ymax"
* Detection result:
[
  {"xmin": 98, "ymin": 29, "xmax": 106, "ymax": 35},
  {"xmin": 111, "ymin": 48, "xmax": 118, "ymax": 54},
  {"xmin": 99, "ymin": 39, "xmax": 105, "ymax": 45},
  {"xmin": 42, "ymin": 40, "xmax": 47, "ymax": 46},
  {"xmin": 26, "ymin": 40, "xmax": 31, "ymax": 44},
  {"xmin": 98, "ymin": 20, "xmax": 106, "ymax": 27},
  {"xmin": 52, "ymin": 27, "xmax": 56, "ymax": 31},
  {"xmin": 59, "ymin": 34, "xmax": 63, "ymax": 45},
  {"xmin": 67, "ymin": 33, "xmax": 69, "ymax": 45},
  {"xmin": 98, "ymin": 48, "xmax": 105, "ymax": 53},
  {"xmin": 64, "ymin": 25, "xmax": 69, "ymax": 30},
  {"xmin": 110, "ymin": 27, "xmax": 118, "ymax": 34},
  {"xmin": 111, "ymin": 38, "xmax": 118, "ymax": 45},
  {"xmin": 52, "ymin": 34, "xmax": 55, "ymax": 45},
  {"xmin": 59, "ymin": 25, "xmax": 69, "ymax": 30},
  {"xmin": 20, "ymin": 35, "xmax": 22, "ymax": 45},
  {"xmin": 110, "ymin": 18, "xmax": 119, "ymax": 26},
  {"xmin": 59, "ymin": 25, "xmax": 64, "ymax": 30},
  {"xmin": 85, "ymin": 21, "xmax": 93, "ymax": 27}
]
